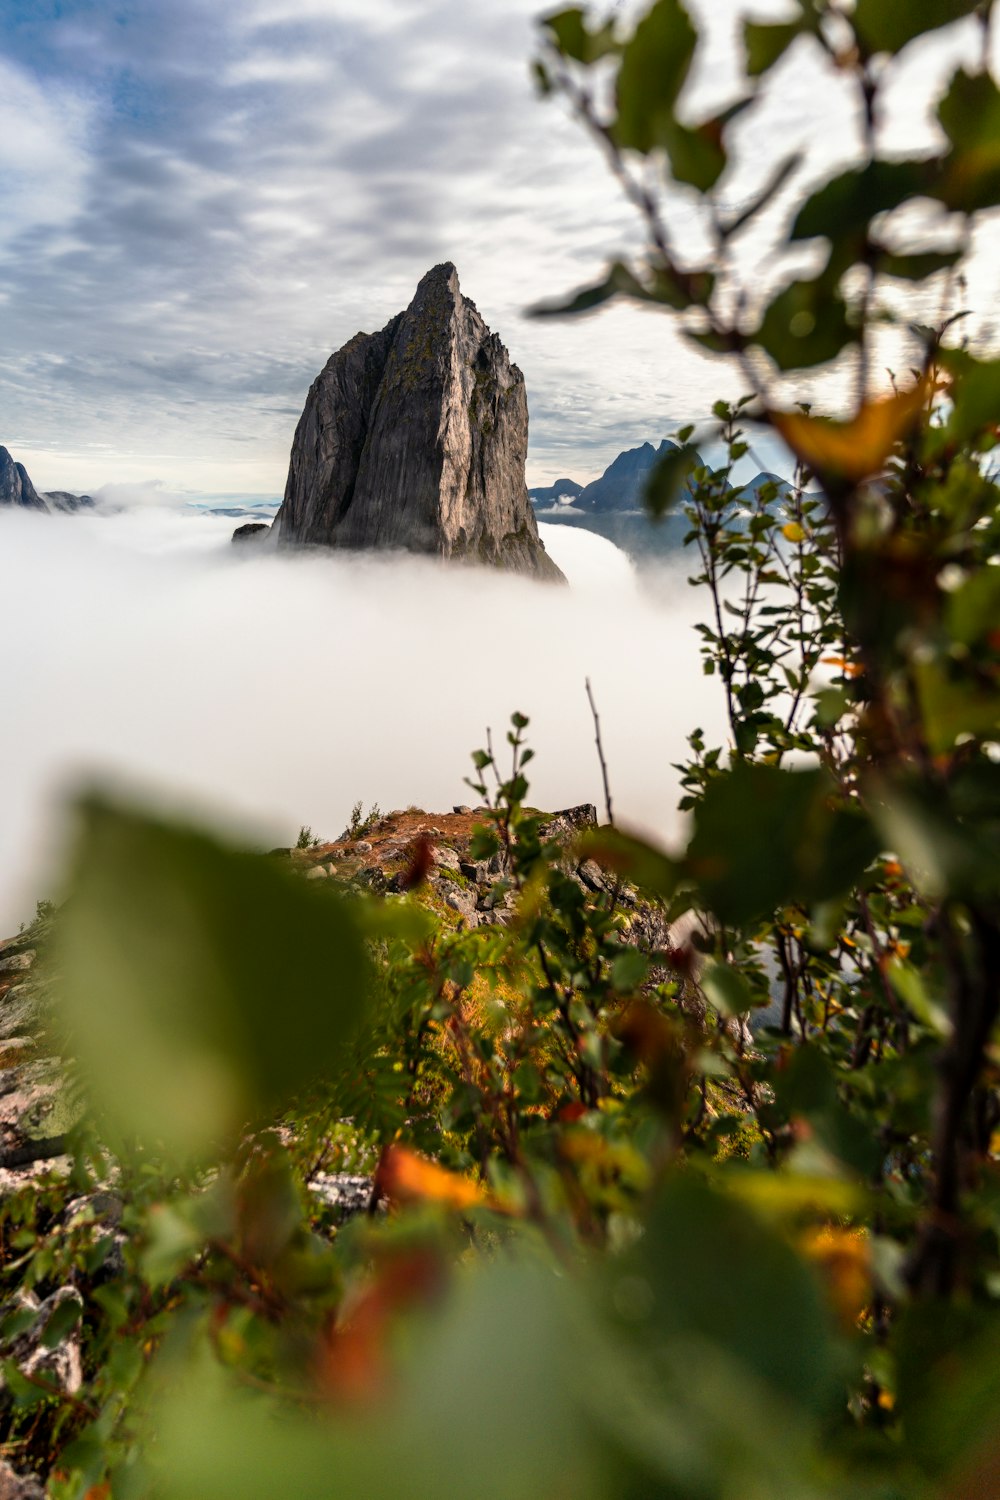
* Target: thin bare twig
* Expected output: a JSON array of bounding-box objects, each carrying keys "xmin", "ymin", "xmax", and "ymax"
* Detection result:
[{"xmin": 585, "ymin": 678, "xmax": 614, "ymax": 826}]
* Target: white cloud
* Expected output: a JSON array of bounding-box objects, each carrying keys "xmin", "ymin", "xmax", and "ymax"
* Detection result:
[
  {"xmin": 0, "ymin": 58, "xmax": 94, "ymax": 247},
  {"xmin": 0, "ymin": 508, "xmax": 724, "ymax": 934}
]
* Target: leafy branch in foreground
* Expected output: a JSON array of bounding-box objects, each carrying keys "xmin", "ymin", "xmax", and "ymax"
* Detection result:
[{"xmin": 538, "ymin": 0, "xmax": 1000, "ymax": 1300}]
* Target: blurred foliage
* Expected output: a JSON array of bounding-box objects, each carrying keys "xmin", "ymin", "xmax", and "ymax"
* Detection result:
[{"xmin": 6, "ymin": 1, "xmax": 1000, "ymax": 1494}]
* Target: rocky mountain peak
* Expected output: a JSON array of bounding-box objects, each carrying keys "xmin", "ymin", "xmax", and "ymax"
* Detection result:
[
  {"xmin": 275, "ymin": 266, "xmax": 564, "ymax": 580},
  {"xmin": 0, "ymin": 447, "xmax": 46, "ymax": 511},
  {"xmin": 0, "ymin": 447, "xmax": 93, "ymax": 514}
]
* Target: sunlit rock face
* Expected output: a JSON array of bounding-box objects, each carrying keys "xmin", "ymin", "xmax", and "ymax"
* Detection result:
[{"xmin": 276, "ymin": 263, "xmax": 564, "ymax": 581}]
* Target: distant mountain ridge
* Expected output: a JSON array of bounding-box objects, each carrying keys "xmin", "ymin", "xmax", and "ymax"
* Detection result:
[
  {"xmin": 530, "ymin": 440, "xmax": 799, "ymax": 564},
  {"xmin": 530, "ymin": 439, "xmax": 697, "ymax": 517},
  {"xmin": 577, "ymin": 439, "xmax": 682, "ymax": 512},
  {"xmin": 531, "ymin": 441, "xmax": 795, "ymax": 519},
  {"xmin": 0, "ymin": 447, "xmax": 93, "ymax": 514},
  {"xmin": 528, "ymin": 477, "xmax": 583, "ymax": 505}
]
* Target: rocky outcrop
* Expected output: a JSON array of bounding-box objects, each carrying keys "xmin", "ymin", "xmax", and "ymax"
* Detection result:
[
  {"xmin": 232, "ymin": 521, "xmax": 270, "ymax": 544},
  {"xmin": 0, "ymin": 448, "xmax": 92, "ymax": 513},
  {"xmin": 0, "ymin": 1459, "xmax": 45, "ymax": 1500},
  {"xmin": 0, "ymin": 448, "xmax": 46, "ymax": 511},
  {"xmin": 276, "ymin": 264, "xmax": 564, "ymax": 580},
  {"xmin": 45, "ymin": 490, "xmax": 94, "ymax": 513}
]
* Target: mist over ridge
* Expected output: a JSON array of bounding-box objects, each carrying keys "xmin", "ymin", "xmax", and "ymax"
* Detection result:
[{"xmin": 0, "ymin": 502, "xmax": 722, "ymax": 932}]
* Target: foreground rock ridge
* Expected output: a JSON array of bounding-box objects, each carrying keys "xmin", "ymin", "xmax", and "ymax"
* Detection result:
[{"xmin": 275, "ymin": 264, "xmax": 564, "ymax": 580}]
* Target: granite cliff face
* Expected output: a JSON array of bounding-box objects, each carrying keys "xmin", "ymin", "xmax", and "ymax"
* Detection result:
[
  {"xmin": 0, "ymin": 448, "xmax": 92, "ymax": 513},
  {"xmin": 276, "ymin": 264, "xmax": 563, "ymax": 580},
  {"xmin": 0, "ymin": 448, "xmax": 46, "ymax": 511}
]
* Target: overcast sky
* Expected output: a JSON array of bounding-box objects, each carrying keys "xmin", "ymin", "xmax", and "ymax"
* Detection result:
[{"xmin": 0, "ymin": 0, "xmax": 990, "ymax": 497}]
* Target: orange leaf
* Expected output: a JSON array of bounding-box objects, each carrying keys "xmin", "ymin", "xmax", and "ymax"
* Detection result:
[
  {"xmin": 771, "ymin": 380, "xmax": 929, "ymax": 483},
  {"xmin": 376, "ymin": 1145, "xmax": 484, "ymax": 1211},
  {"xmin": 319, "ymin": 1246, "xmax": 445, "ymax": 1405}
]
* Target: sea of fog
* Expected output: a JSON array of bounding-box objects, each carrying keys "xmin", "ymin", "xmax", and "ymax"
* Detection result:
[{"xmin": 0, "ymin": 502, "xmax": 726, "ymax": 933}]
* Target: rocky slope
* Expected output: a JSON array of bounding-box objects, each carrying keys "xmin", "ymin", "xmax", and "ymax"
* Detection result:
[
  {"xmin": 0, "ymin": 447, "xmax": 92, "ymax": 513},
  {"xmin": 275, "ymin": 264, "xmax": 563, "ymax": 580},
  {"xmin": 0, "ymin": 802, "xmax": 662, "ymax": 1180}
]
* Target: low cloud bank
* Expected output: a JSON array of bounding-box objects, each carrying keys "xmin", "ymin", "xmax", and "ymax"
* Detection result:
[{"xmin": 0, "ymin": 507, "xmax": 723, "ymax": 931}]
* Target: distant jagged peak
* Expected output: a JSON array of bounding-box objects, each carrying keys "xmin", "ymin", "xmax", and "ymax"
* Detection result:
[{"xmin": 573, "ymin": 437, "xmax": 701, "ymax": 513}]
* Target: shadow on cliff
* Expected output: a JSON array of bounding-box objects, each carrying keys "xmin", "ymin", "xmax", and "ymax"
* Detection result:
[{"xmin": 0, "ymin": 505, "xmax": 724, "ymax": 929}]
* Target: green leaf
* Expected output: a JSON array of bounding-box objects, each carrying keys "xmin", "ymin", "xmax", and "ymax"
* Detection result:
[
  {"xmin": 620, "ymin": 1175, "xmax": 839, "ymax": 1413},
  {"xmin": 897, "ymin": 1306, "xmax": 1000, "ymax": 1478},
  {"xmin": 541, "ymin": 7, "xmax": 619, "ymax": 64},
  {"xmin": 0, "ymin": 1360, "xmax": 49, "ymax": 1410},
  {"xmin": 528, "ymin": 262, "xmax": 647, "ymax": 318},
  {"xmin": 469, "ymin": 825, "xmax": 501, "ymax": 861},
  {"xmin": 55, "ymin": 796, "xmax": 371, "ymax": 1163},
  {"xmin": 658, "ymin": 106, "xmax": 747, "ymax": 193},
  {"xmin": 644, "ymin": 443, "xmax": 699, "ymax": 518},
  {"xmin": 581, "ymin": 827, "xmax": 679, "ymax": 901},
  {"xmin": 853, "ymin": 0, "xmax": 981, "ymax": 57},
  {"xmin": 613, "ymin": 0, "xmax": 698, "ymax": 154},
  {"xmin": 700, "ymin": 960, "xmax": 755, "ymax": 1017},
  {"xmin": 948, "ymin": 566, "xmax": 1000, "ymax": 647},
  {"xmin": 610, "ymin": 948, "xmax": 650, "ymax": 993},
  {"xmin": 867, "ymin": 779, "xmax": 1000, "ymax": 903},
  {"xmin": 914, "ymin": 659, "xmax": 1000, "ymax": 753},
  {"xmin": 744, "ymin": 19, "xmax": 799, "ymax": 76},
  {"xmin": 885, "ymin": 957, "xmax": 950, "ymax": 1036},
  {"xmin": 143, "ymin": 1259, "xmax": 604, "ymax": 1500},
  {"xmin": 529, "ymin": 259, "xmax": 695, "ymax": 318},
  {"xmin": 686, "ymin": 764, "xmax": 877, "ymax": 924},
  {"xmin": 936, "ymin": 350, "xmax": 1000, "ymax": 451},
  {"xmin": 756, "ymin": 270, "xmax": 855, "ymax": 372},
  {"xmin": 879, "ymin": 249, "xmax": 962, "ymax": 280},
  {"xmin": 791, "ymin": 160, "xmax": 928, "ymax": 250},
  {"xmin": 141, "ymin": 1201, "xmax": 209, "ymax": 1288},
  {"xmin": 937, "ymin": 69, "xmax": 1000, "ymax": 213},
  {"xmin": 40, "ymin": 1295, "xmax": 82, "ymax": 1349}
]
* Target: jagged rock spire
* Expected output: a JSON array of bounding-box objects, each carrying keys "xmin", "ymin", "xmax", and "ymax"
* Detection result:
[
  {"xmin": 276, "ymin": 264, "xmax": 563, "ymax": 580},
  {"xmin": 0, "ymin": 447, "xmax": 46, "ymax": 510}
]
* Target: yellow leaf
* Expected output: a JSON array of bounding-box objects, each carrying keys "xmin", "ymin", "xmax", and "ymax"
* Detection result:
[
  {"xmin": 782, "ymin": 521, "xmax": 805, "ymax": 543},
  {"xmin": 771, "ymin": 380, "xmax": 929, "ymax": 483},
  {"xmin": 800, "ymin": 1224, "xmax": 871, "ymax": 1328}
]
